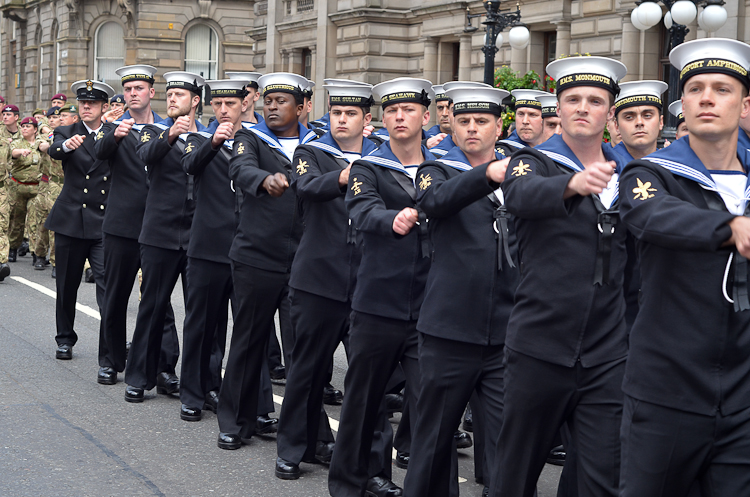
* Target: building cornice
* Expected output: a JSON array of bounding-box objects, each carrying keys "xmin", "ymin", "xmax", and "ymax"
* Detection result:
[
  {"xmin": 275, "ymin": 16, "xmax": 318, "ymax": 33},
  {"xmin": 329, "ymin": 8, "xmax": 412, "ymax": 27},
  {"xmin": 246, "ymin": 25, "xmax": 267, "ymax": 42}
]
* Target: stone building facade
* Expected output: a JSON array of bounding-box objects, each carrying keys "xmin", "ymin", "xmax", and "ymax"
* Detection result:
[{"xmin": 0, "ymin": 0, "xmax": 745, "ymax": 122}]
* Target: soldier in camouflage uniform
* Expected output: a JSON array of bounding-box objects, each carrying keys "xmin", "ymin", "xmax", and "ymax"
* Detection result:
[
  {"xmin": 0, "ymin": 134, "xmax": 9, "ymax": 281},
  {"xmin": 7, "ymin": 117, "xmax": 43, "ymax": 263}
]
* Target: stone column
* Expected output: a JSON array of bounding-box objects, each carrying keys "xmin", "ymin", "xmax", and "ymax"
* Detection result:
[
  {"xmin": 267, "ymin": 0, "xmax": 280, "ymax": 72},
  {"xmin": 458, "ymin": 34, "xmax": 472, "ymax": 81},
  {"xmin": 423, "ymin": 37, "xmax": 438, "ymax": 84},
  {"xmin": 553, "ymin": 20, "xmax": 572, "ymax": 58},
  {"xmin": 510, "ymin": 44, "xmax": 526, "ymax": 74},
  {"xmin": 620, "ymin": 13, "xmax": 640, "ymax": 81}
]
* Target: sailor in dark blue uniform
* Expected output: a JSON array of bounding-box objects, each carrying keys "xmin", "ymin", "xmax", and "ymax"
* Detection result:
[
  {"xmin": 425, "ymin": 84, "xmax": 452, "ymax": 139},
  {"xmin": 328, "ymin": 77, "xmax": 435, "ymax": 497},
  {"xmin": 226, "ymin": 71, "xmax": 263, "ymax": 124},
  {"xmin": 492, "ymin": 56, "xmax": 629, "ymax": 497},
  {"xmin": 403, "ymin": 85, "xmax": 518, "ymax": 497},
  {"xmin": 612, "ymin": 80, "xmax": 667, "ymax": 163},
  {"xmin": 497, "ymin": 89, "xmax": 548, "ymax": 151},
  {"xmin": 124, "ymin": 71, "xmax": 207, "ymax": 402},
  {"xmin": 218, "ymin": 73, "xmax": 317, "ymax": 450},
  {"xmin": 538, "ymin": 93, "xmax": 562, "ymax": 142},
  {"xmin": 619, "ymin": 37, "xmax": 750, "ymax": 497},
  {"xmin": 275, "ymin": 82, "xmax": 377, "ymax": 480},
  {"xmin": 668, "ymin": 100, "xmax": 688, "ymax": 140}
]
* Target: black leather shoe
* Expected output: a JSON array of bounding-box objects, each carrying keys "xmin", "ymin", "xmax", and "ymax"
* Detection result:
[
  {"xmin": 275, "ymin": 457, "xmax": 300, "ymax": 480},
  {"xmin": 55, "ymin": 344, "xmax": 72, "ymax": 360},
  {"xmin": 482, "ymin": 486, "xmax": 489, "ymax": 497},
  {"xmin": 204, "ymin": 390, "xmax": 219, "ymax": 413},
  {"xmin": 51, "ymin": 266, "xmax": 56, "ymax": 279},
  {"xmin": 323, "ymin": 383, "xmax": 343, "ymax": 405},
  {"xmin": 455, "ymin": 430, "xmax": 472, "ymax": 449},
  {"xmin": 156, "ymin": 371, "xmax": 179, "ymax": 395},
  {"xmin": 385, "ymin": 393, "xmax": 403, "ymax": 417},
  {"xmin": 269, "ymin": 365, "xmax": 286, "ymax": 384},
  {"xmin": 0, "ymin": 263, "xmax": 10, "ymax": 282},
  {"xmin": 18, "ymin": 240, "xmax": 28, "ymax": 257},
  {"xmin": 97, "ymin": 366, "xmax": 117, "ymax": 385},
  {"xmin": 217, "ymin": 432, "xmax": 241, "ymax": 450},
  {"xmin": 84, "ymin": 267, "xmax": 95, "ymax": 283},
  {"xmin": 124, "ymin": 385, "xmax": 144, "ymax": 403},
  {"xmin": 547, "ymin": 445, "xmax": 566, "ymax": 466},
  {"xmin": 366, "ymin": 475, "xmax": 403, "ymax": 497},
  {"xmin": 256, "ymin": 414, "xmax": 278, "ymax": 434},
  {"xmin": 395, "ymin": 450, "xmax": 409, "ymax": 469},
  {"xmin": 303, "ymin": 440, "xmax": 334, "ymax": 464},
  {"xmin": 462, "ymin": 405, "xmax": 473, "ymax": 432},
  {"xmin": 180, "ymin": 404, "xmax": 202, "ymax": 422},
  {"xmin": 8, "ymin": 249, "xmax": 16, "ymax": 263},
  {"xmin": 34, "ymin": 256, "xmax": 46, "ymax": 270},
  {"xmin": 31, "ymin": 253, "xmax": 37, "ymax": 266}
]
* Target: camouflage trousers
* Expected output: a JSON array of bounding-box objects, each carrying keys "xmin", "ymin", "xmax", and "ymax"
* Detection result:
[
  {"xmin": 29, "ymin": 180, "xmax": 61, "ymax": 264},
  {"xmin": 7, "ymin": 180, "xmax": 38, "ymax": 250},
  {"xmin": 0, "ymin": 183, "xmax": 9, "ymax": 264}
]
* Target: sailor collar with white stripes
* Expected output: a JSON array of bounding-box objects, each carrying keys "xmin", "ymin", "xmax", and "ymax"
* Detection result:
[
  {"xmin": 435, "ymin": 145, "xmax": 506, "ymax": 172},
  {"xmin": 613, "ymin": 140, "xmax": 635, "ymax": 164},
  {"xmin": 188, "ymin": 121, "xmax": 257, "ymax": 151},
  {"xmin": 359, "ymin": 141, "xmax": 435, "ymax": 179},
  {"xmin": 640, "ymin": 135, "xmax": 750, "ymax": 200},
  {"xmin": 244, "ymin": 120, "xmax": 317, "ymax": 161},
  {"xmin": 428, "ymin": 135, "xmax": 456, "ymax": 157},
  {"xmin": 306, "ymin": 128, "xmax": 377, "ymax": 163},
  {"xmin": 498, "ymin": 129, "xmax": 530, "ymax": 150},
  {"xmin": 151, "ymin": 116, "xmax": 208, "ymax": 141},
  {"xmin": 111, "ymin": 110, "xmax": 162, "ymax": 132}
]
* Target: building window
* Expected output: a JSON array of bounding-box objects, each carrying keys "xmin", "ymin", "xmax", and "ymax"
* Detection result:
[
  {"xmin": 297, "ymin": 0, "xmax": 314, "ymax": 12},
  {"xmin": 185, "ymin": 24, "xmax": 218, "ymax": 80},
  {"xmin": 302, "ymin": 48, "xmax": 312, "ymax": 79},
  {"xmin": 94, "ymin": 22, "xmax": 125, "ymax": 91}
]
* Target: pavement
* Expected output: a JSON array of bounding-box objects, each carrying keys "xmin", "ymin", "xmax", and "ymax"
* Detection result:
[{"xmin": 0, "ymin": 253, "xmax": 562, "ymax": 496}]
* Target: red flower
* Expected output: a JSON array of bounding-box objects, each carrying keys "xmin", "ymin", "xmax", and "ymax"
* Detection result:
[{"xmin": 532, "ymin": 79, "xmax": 536, "ymax": 84}]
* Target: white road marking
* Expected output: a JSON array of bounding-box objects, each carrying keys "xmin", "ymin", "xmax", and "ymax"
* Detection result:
[
  {"xmin": 16, "ymin": 274, "xmax": 468, "ymax": 482},
  {"xmin": 11, "ymin": 276, "xmax": 101, "ymax": 319}
]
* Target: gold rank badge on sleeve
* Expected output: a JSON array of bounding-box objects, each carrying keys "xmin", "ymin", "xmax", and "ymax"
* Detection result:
[
  {"xmin": 418, "ymin": 173, "xmax": 432, "ymax": 190},
  {"xmin": 296, "ymin": 159, "xmax": 308, "ymax": 175},
  {"xmin": 184, "ymin": 142, "xmax": 194, "ymax": 153},
  {"xmin": 512, "ymin": 160, "xmax": 531, "ymax": 177},
  {"xmin": 351, "ymin": 177, "xmax": 363, "ymax": 196},
  {"xmin": 632, "ymin": 178, "xmax": 657, "ymax": 200},
  {"xmin": 236, "ymin": 143, "xmax": 245, "ymax": 155},
  {"xmin": 141, "ymin": 131, "xmax": 151, "ymax": 142}
]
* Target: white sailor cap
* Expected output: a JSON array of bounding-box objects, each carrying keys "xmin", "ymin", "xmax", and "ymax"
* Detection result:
[
  {"xmin": 372, "ymin": 77, "xmax": 434, "ymax": 109},
  {"xmin": 259, "ymin": 72, "xmax": 309, "ymax": 98},
  {"xmin": 614, "ymin": 80, "xmax": 668, "ymax": 115},
  {"xmin": 445, "ymin": 86, "xmax": 509, "ymax": 116},
  {"xmin": 303, "ymin": 79, "xmax": 315, "ymax": 98},
  {"xmin": 546, "ymin": 56, "xmax": 627, "ymax": 96},
  {"xmin": 537, "ymin": 94, "xmax": 559, "ymax": 118},
  {"xmin": 205, "ymin": 79, "xmax": 250, "ymax": 99},
  {"xmin": 670, "ymin": 38, "xmax": 750, "ymax": 91},
  {"xmin": 323, "ymin": 78, "xmax": 371, "ymax": 87},
  {"xmin": 511, "ymin": 89, "xmax": 549, "ymax": 110},
  {"xmin": 115, "ymin": 65, "xmax": 157, "ymax": 85},
  {"xmin": 164, "ymin": 71, "xmax": 205, "ymax": 95},
  {"xmin": 323, "ymin": 84, "xmax": 374, "ymax": 107},
  {"xmin": 225, "ymin": 72, "xmax": 262, "ymax": 89},
  {"xmin": 432, "ymin": 85, "xmax": 451, "ymax": 102},
  {"xmin": 668, "ymin": 100, "xmax": 685, "ymax": 125},
  {"xmin": 442, "ymin": 81, "xmax": 492, "ymax": 92},
  {"xmin": 71, "ymin": 80, "xmax": 115, "ymax": 101}
]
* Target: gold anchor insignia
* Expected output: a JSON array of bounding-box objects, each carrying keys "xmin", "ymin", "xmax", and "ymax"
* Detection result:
[
  {"xmin": 140, "ymin": 130, "xmax": 151, "ymax": 142},
  {"xmin": 512, "ymin": 160, "xmax": 531, "ymax": 177},
  {"xmin": 418, "ymin": 173, "xmax": 432, "ymax": 190},
  {"xmin": 236, "ymin": 143, "xmax": 245, "ymax": 155},
  {"xmin": 185, "ymin": 142, "xmax": 194, "ymax": 153},
  {"xmin": 351, "ymin": 177, "xmax": 363, "ymax": 196},
  {"xmin": 159, "ymin": 130, "xmax": 165, "ymax": 139},
  {"xmin": 496, "ymin": 148, "xmax": 506, "ymax": 156},
  {"xmin": 296, "ymin": 159, "xmax": 308, "ymax": 175},
  {"xmin": 633, "ymin": 177, "xmax": 657, "ymax": 201},
  {"xmin": 96, "ymin": 130, "xmax": 104, "ymax": 140}
]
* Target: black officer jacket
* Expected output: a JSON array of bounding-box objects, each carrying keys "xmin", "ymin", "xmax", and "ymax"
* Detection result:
[
  {"xmin": 620, "ymin": 137, "xmax": 750, "ymax": 416},
  {"xmin": 345, "ymin": 142, "xmax": 434, "ymax": 321},
  {"xmin": 46, "ymin": 122, "xmax": 110, "ymax": 239},
  {"xmin": 416, "ymin": 149, "xmax": 519, "ymax": 346},
  {"xmin": 289, "ymin": 133, "xmax": 377, "ymax": 302},
  {"xmin": 181, "ymin": 129, "xmax": 237, "ymax": 265},
  {"xmin": 502, "ymin": 134, "xmax": 628, "ymax": 368},
  {"xmin": 229, "ymin": 121, "xmax": 317, "ymax": 272},
  {"xmin": 135, "ymin": 118, "xmax": 203, "ymax": 250},
  {"xmin": 95, "ymin": 110, "xmax": 161, "ymax": 240}
]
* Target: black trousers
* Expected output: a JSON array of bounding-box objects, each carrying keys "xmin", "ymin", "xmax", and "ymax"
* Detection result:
[
  {"xmin": 404, "ymin": 333, "xmax": 505, "ymax": 497},
  {"xmin": 54, "ymin": 233, "xmax": 105, "ymax": 358},
  {"xmin": 218, "ymin": 262, "xmax": 288, "ymax": 437},
  {"xmin": 620, "ymin": 395, "xmax": 750, "ymax": 497},
  {"xmin": 101, "ymin": 233, "xmax": 179, "ymax": 372},
  {"xmin": 124, "ymin": 244, "xmax": 186, "ymax": 390},
  {"xmin": 491, "ymin": 350, "xmax": 624, "ymax": 497},
  {"xmin": 180, "ymin": 258, "xmax": 232, "ymax": 409},
  {"xmin": 267, "ymin": 291, "xmax": 293, "ymax": 371},
  {"xmin": 277, "ymin": 289, "xmax": 349, "ymax": 464},
  {"xmin": 328, "ymin": 311, "xmax": 420, "ymax": 497}
]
